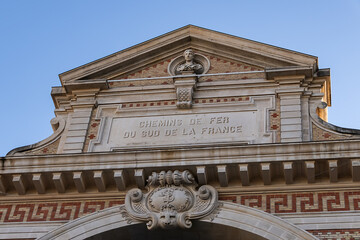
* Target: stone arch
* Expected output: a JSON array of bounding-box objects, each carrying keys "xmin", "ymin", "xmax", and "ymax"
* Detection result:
[{"xmin": 38, "ymin": 202, "xmax": 317, "ymax": 240}]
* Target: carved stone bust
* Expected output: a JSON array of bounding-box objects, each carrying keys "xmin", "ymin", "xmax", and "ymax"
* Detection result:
[
  {"xmin": 168, "ymin": 49, "xmax": 210, "ymax": 76},
  {"xmin": 121, "ymin": 170, "xmax": 219, "ymax": 230},
  {"xmin": 176, "ymin": 49, "xmax": 204, "ymax": 74}
]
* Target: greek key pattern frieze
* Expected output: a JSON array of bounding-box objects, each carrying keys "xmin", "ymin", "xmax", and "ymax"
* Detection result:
[
  {"xmin": 1, "ymin": 191, "xmax": 360, "ymax": 223},
  {"xmin": 0, "ymin": 199, "xmax": 123, "ymax": 223},
  {"xmin": 220, "ymin": 191, "xmax": 360, "ymax": 213}
]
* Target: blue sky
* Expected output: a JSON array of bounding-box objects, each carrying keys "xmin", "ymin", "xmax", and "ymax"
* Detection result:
[{"xmin": 1, "ymin": 0, "xmax": 360, "ymax": 156}]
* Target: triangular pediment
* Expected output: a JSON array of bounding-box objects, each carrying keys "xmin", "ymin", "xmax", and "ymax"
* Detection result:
[{"xmin": 59, "ymin": 25, "xmax": 318, "ymax": 85}]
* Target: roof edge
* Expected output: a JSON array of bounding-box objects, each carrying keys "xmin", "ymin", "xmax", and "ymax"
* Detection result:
[{"xmin": 59, "ymin": 25, "xmax": 319, "ymax": 84}]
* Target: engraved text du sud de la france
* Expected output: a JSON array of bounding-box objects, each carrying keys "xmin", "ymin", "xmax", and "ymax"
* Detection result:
[{"xmin": 123, "ymin": 115, "xmax": 242, "ymax": 139}]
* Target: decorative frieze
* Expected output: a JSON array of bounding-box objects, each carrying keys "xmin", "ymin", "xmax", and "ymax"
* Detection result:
[
  {"xmin": 120, "ymin": 96, "xmax": 251, "ymax": 109},
  {"xmin": 0, "ymin": 190, "xmax": 359, "ymax": 224},
  {"xmin": 0, "ymin": 199, "xmax": 123, "ymax": 223},
  {"xmin": 220, "ymin": 190, "xmax": 360, "ymax": 214},
  {"xmin": 308, "ymin": 229, "xmax": 360, "ymax": 240}
]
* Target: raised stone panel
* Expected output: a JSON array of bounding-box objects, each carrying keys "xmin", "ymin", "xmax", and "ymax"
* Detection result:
[{"xmin": 89, "ymin": 97, "xmax": 275, "ymax": 151}]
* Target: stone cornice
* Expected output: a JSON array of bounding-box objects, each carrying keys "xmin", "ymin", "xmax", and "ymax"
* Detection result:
[
  {"xmin": 4, "ymin": 140, "xmax": 360, "ymax": 172},
  {"xmin": 266, "ymin": 66, "xmax": 314, "ymax": 80},
  {"xmin": 1, "ymin": 140, "xmax": 360, "ymax": 196}
]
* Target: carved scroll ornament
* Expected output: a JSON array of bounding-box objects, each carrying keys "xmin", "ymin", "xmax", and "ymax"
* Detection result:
[{"xmin": 121, "ymin": 170, "xmax": 219, "ymax": 230}]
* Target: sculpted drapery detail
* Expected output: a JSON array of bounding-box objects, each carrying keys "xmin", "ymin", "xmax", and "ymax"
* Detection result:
[{"xmin": 121, "ymin": 170, "xmax": 219, "ymax": 230}]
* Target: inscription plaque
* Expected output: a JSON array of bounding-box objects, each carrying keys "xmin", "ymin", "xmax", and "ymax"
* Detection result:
[{"xmin": 107, "ymin": 112, "xmax": 260, "ymax": 149}]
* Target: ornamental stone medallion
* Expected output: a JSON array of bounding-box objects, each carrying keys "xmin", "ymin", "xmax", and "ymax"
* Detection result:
[{"xmin": 121, "ymin": 170, "xmax": 219, "ymax": 230}]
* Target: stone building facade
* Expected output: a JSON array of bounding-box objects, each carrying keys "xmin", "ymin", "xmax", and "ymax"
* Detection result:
[{"xmin": 1, "ymin": 25, "xmax": 360, "ymax": 239}]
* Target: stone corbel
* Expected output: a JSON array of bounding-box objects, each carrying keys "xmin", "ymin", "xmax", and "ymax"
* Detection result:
[{"xmin": 174, "ymin": 72, "xmax": 197, "ymax": 109}]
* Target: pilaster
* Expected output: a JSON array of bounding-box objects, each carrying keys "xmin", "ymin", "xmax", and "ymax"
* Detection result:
[
  {"xmin": 275, "ymin": 75, "xmax": 305, "ymax": 143},
  {"xmin": 61, "ymin": 89, "xmax": 98, "ymax": 153}
]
